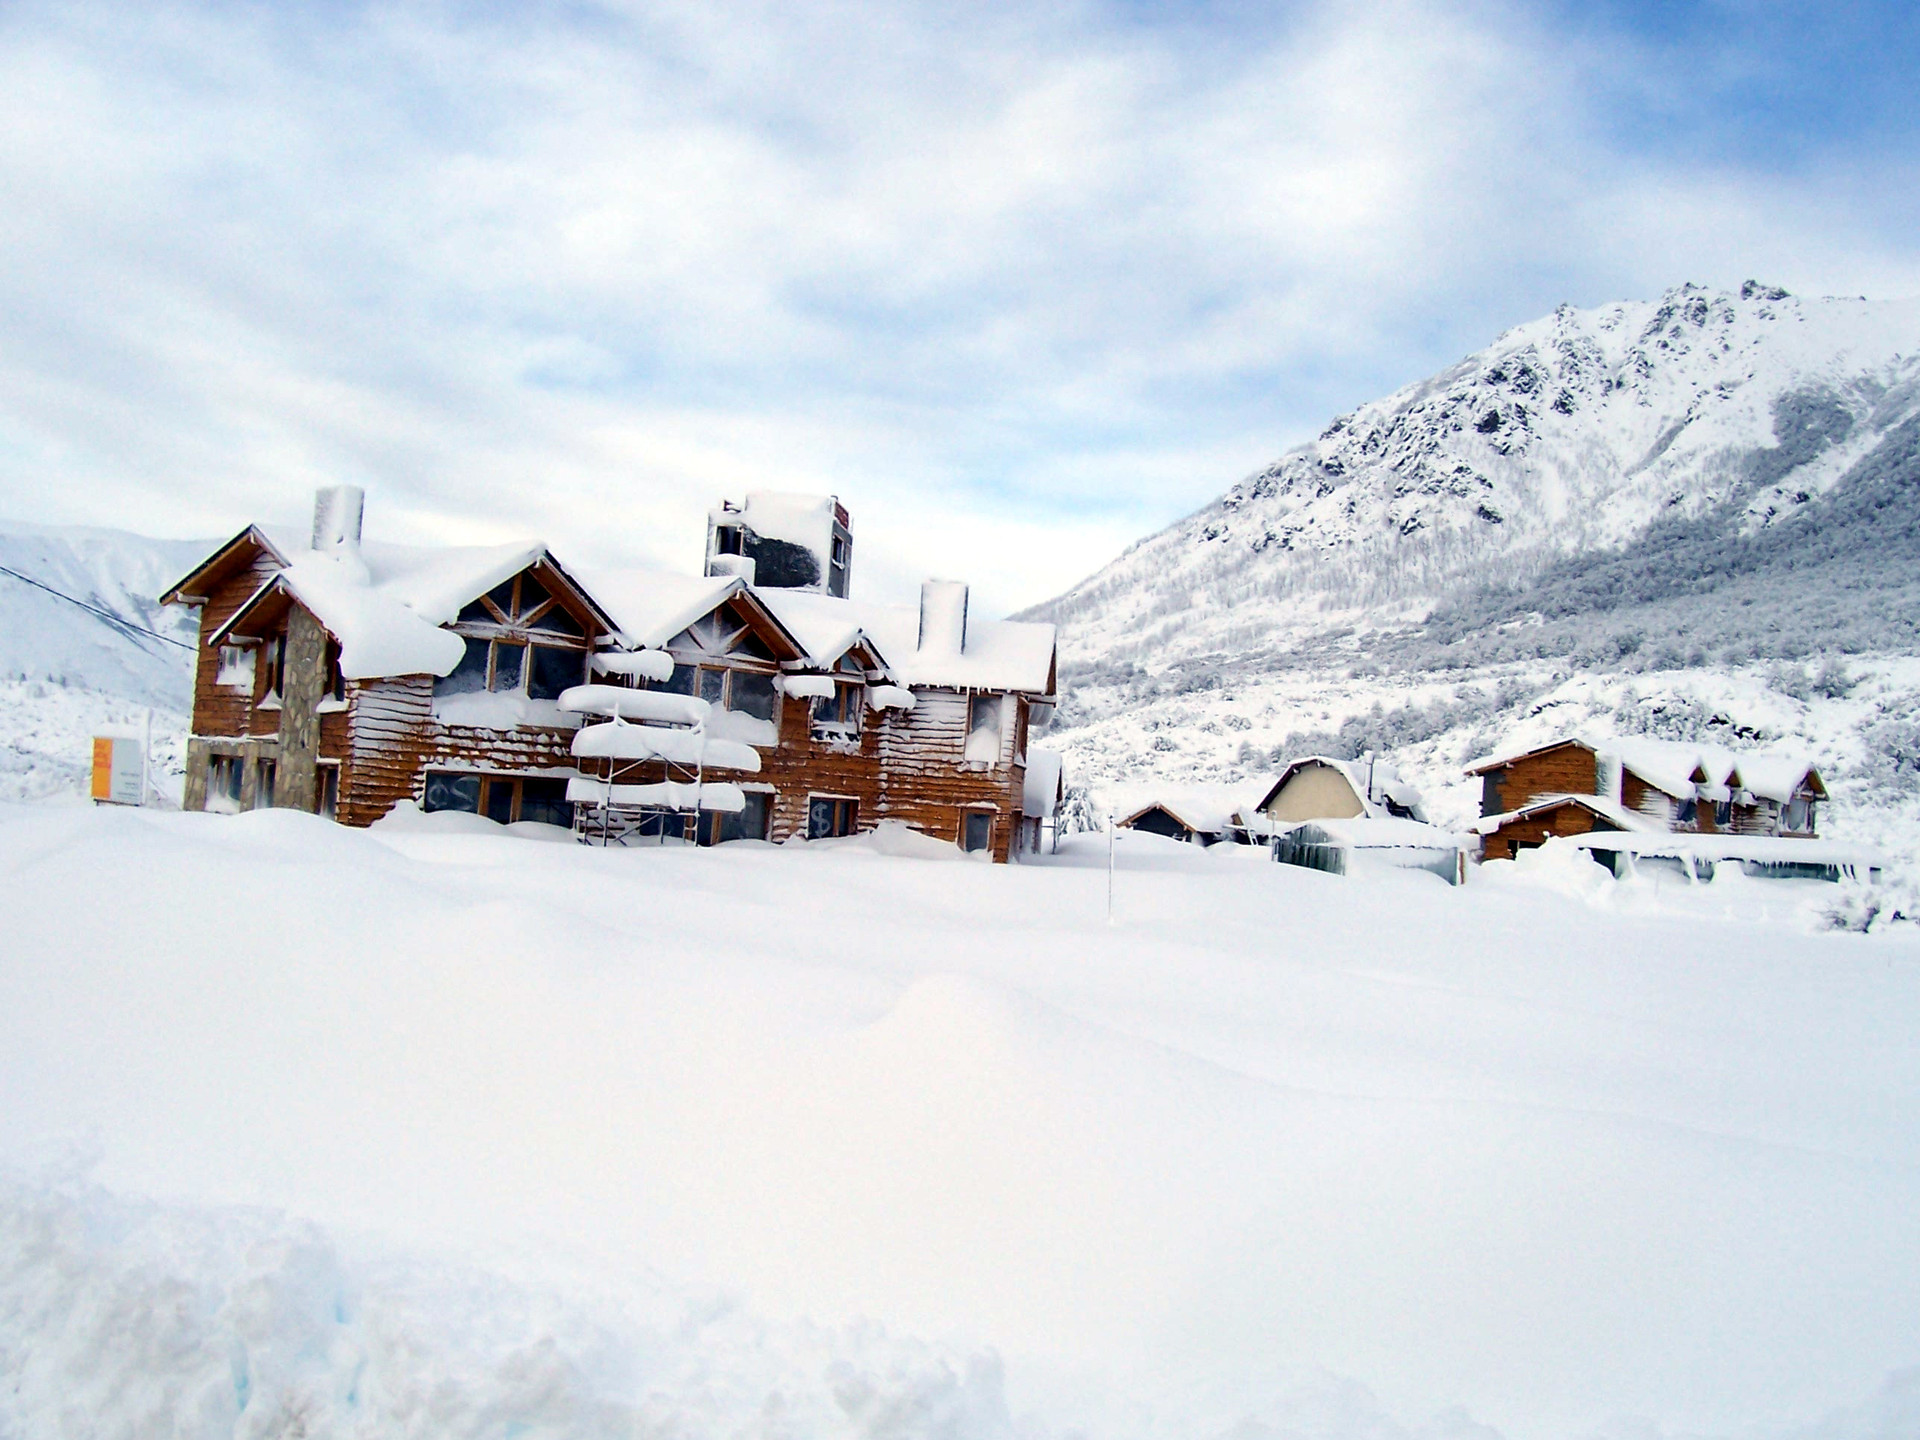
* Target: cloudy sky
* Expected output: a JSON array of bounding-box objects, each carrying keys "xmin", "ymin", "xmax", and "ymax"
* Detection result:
[{"xmin": 2, "ymin": 0, "xmax": 1916, "ymax": 613}]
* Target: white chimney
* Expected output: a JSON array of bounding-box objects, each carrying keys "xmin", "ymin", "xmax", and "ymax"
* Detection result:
[
  {"xmin": 918, "ymin": 579, "xmax": 968, "ymax": 654},
  {"xmin": 312, "ymin": 485, "xmax": 365, "ymax": 555}
]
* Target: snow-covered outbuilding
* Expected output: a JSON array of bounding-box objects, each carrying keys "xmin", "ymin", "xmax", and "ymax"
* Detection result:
[
  {"xmin": 1465, "ymin": 735, "xmax": 1829, "ymax": 866},
  {"xmin": 162, "ymin": 488, "xmax": 1061, "ymax": 861},
  {"xmin": 1250, "ymin": 755, "xmax": 1428, "ymax": 829},
  {"xmin": 1272, "ymin": 817, "xmax": 1472, "ymax": 885},
  {"xmin": 1112, "ymin": 779, "xmax": 1272, "ymax": 847}
]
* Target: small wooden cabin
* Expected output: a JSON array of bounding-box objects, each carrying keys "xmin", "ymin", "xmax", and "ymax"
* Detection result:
[
  {"xmin": 1251, "ymin": 755, "xmax": 1426, "ymax": 828},
  {"xmin": 1116, "ymin": 801, "xmax": 1224, "ymax": 846},
  {"xmin": 162, "ymin": 487, "xmax": 1061, "ymax": 863}
]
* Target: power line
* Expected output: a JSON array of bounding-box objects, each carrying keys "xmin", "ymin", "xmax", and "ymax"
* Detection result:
[{"xmin": 0, "ymin": 563, "xmax": 196, "ymax": 651}]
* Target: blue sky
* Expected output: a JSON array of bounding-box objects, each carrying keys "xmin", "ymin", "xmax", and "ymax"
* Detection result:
[{"xmin": 1, "ymin": 0, "xmax": 1916, "ymax": 613}]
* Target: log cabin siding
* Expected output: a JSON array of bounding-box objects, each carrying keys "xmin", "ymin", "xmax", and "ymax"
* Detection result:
[
  {"xmin": 1479, "ymin": 801, "xmax": 1621, "ymax": 861},
  {"xmin": 1479, "ymin": 742, "xmax": 1603, "ymax": 814}
]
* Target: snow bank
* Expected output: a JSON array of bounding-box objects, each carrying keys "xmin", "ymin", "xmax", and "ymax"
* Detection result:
[{"xmin": 3, "ymin": 803, "xmax": 1918, "ymax": 1440}]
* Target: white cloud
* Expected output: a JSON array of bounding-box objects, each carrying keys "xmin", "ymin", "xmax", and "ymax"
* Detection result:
[{"xmin": 0, "ymin": 0, "xmax": 1915, "ymax": 614}]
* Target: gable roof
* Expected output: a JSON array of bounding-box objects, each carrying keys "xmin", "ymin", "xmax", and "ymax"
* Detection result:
[
  {"xmin": 204, "ymin": 540, "xmax": 621, "ymax": 680},
  {"xmin": 1254, "ymin": 755, "xmax": 1425, "ymax": 820},
  {"xmin": 159, "ymin": 525, "xmax": 292, "ymax": 607},
  {"xmin": 1473, "ymin": 792, "xmax": 1664, "ymax": 837}
]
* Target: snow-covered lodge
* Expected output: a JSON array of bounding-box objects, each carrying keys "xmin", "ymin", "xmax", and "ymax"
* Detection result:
[
  {"xmin": 160, "ymin": 488, "xmax": 1061, "ymax": 861},
  {"xmin": 1465, "ymin": 736, "xmax": 1853, "ymax": 874}
]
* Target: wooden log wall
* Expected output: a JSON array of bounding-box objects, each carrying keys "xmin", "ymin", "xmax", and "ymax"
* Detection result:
[
  {"xmin": 1480, "ymin": 803, "xmax": 1617, "ymax": 861},
  {"xmin": 1481, "ymin": 743, "xmax": 1602, "ymax": 815}
]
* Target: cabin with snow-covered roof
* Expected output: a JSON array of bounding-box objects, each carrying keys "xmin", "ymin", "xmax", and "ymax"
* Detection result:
[
  {"xmin": 162, "ymin": 487, "xmax": 1060, "ymax": 862},
  {"xmin": 1466, "ymin": 735, "xmax": 1827, "ymax": 863}
]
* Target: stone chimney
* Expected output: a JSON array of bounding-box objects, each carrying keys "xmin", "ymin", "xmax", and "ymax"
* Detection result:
[
  {"xmin": 312, "ymin": 485, "xmax": 365, "ymax": 555},
  {"xmin": 918, "ymin": 579, "xmax": 968, "ymax": 654}
]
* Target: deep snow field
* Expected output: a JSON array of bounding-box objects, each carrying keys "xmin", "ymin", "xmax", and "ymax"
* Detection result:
[{"xmin": 3, "ymin": 801, "xmax": 1919, "ymax": 1440}]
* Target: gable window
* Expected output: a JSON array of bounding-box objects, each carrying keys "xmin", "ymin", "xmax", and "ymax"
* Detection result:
[
  {"xmin": 729, "ymin": 670, "xmax": 778, "ymax": 722},
  {"xmin": 808, "ymin": 795, "xmax": 857, "ymax": 839},
  {"xmin": 965, "ymin": 694, "xmax": 1002, "ymax": 763},
  {"xmin": 528, "ymin": 645, "xmax": 585, "ymax": 701},
  {"xmin": 215, "ymin": 645, "xmax": 255, "ymax": 689},
  {"xmin": 961, "ymin": 810, "xmax": 994, "ymax": 853},
  {"xmin": 811, "ymin": 682, "xmax": 862, "ymax": 733},
  {"xmin": 698, "ymin": 667, "xmax": 727, "ymax": 706},
  {"xmin": 261, "ymin": 635, "xmax": 287, "ymax": 700}
]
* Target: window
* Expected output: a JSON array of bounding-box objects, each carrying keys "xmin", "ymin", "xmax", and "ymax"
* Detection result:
[
  {"xmin": 698, "ymin": 667, "xmax": 727, "ymax": 706},
  {"xmin": 962, "ymin": 810, "xmax": 994, "ymax": 853},
  {"xmin": 730, "ymin": 670, "xmax": 778, "ymax": 722},
  {"xmin": 812, "ymin": 683, "xmax": 861, "ymax": 731},
  {"xmin": 207, "ymin": 754, "xmax": 243, "ymax": 814},
  {"xmin": 486, "ymin": 779, "xmax": 516, "ymax": 825},
  {"xmin": 528, "ymin": 645, "xmax": 584, "ymax": 701},
  {"xmin": 1784, "ymin": 798, "xmax": 1811, "ymax": 832},
  {"xmin": 1677, "ymin": 798, "xmax": 1698, "ymax": 826},
  {"xmin": 700, "ymin": 791, "xmax": 772, "ymax": 845},
  {"xmin": 714, "ymin": 524, "xmax": 743, "ymax": 556},
  {"xmin": 439, "ymin": 637, "xmax": 490, "ymax": 696},
  {"xmin": 255, "ymin": 759, "xmax": 276, "ymax": 810},
  {"xmin": 965, "ymin": 694, "xmax": 1002, "ymax": 762},
  {"xmin": 492, "ymin": 642, "xmax": 526, "ymax": 693},
  {"xmin": 424, "ymin": 771, "xmax": 482, "ymax": 814},
  {"xmin": 262, "ymin": 636, "xmax": 286, "ymax": 699},
  {"xmin": 1714, "ymin": 799, "xmax": 1733, "ymax": 827},
  {"xmin": 318, "ymin": 765, "xmax": 339, "ymax": 821},
  {"xmin": 662, "ymin": 664, "xmax": 697, "ymax": 696},
  {"xmin": 324, "ymin": 643, "xmax": 345, "ymax": 703},
  {"xmin": 808, "ymin": 795, "xmax": 856, "ymax": 839},
  {"xmin": 215, "ymin": 645, "xmax": 254, "ymax": 688},
  {"xmin": 519, "ymin": 778, "xmax": 574, "ymax": 829}
]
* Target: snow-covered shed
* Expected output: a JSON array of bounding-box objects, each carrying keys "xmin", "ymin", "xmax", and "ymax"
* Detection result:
[
  {"xmin": 1251, "ymin": 755, "xmax": 1427, "ymax": 828},
  {"xmin": 1020, "ymin": 748, "xmax": 1065, "ymax": 855},
  {"xmin": 1113, "ymin": 779, "xmax": 1270, "ymax": 846},
  {"xmin": 1466, "ymin": 735, "xmax": 1829, "ymax": 863},
  {"xmin": 1273, "ymin": 816, "xmax": 1472, "ymax": 885}
]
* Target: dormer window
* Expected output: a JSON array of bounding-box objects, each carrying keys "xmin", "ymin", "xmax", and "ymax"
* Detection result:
[{"xmin": 812, "ymin": 682, "xmax": 862, "ymax": 733}]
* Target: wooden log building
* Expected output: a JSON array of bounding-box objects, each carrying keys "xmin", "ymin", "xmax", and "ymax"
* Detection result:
[
  {"xmin": 162, "ymin": 487, "xmax": 1061, "ymax": 862},
  {"xmin": 1465, "ymin": 736, "xmax": 1827, "ymax": 862}
]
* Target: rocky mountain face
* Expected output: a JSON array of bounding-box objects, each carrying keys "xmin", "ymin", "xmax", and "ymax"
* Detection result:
[
  {"xmin": 1026, "ymin": 282, "xmax": 1920, "ymax": 674},
  {"xmin": 1022, "ymin": 283, "xmax": 1920, "ymax": 864}
]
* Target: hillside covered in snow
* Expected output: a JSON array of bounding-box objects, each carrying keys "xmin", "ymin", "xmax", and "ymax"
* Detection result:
[
  {"xmin": 1024, "ymin": 283, "xmax": 1920, "ymax": 863},
  {"xmin": 0, "ymin": 520, "xmax": 202, "ymax": 802}
]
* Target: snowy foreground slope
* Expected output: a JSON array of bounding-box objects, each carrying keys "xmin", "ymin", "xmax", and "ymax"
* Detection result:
[
  {"xmin": 3, "ymin": 803, "xmax": 1918, "ymax": 1440},
  {"xmin": 0, "ymin": 521, "xmax": 200, "ymax": 801},
  {"xmin": 1022, "ymin": 283, "xmax": 1920, "ymax": 864}
]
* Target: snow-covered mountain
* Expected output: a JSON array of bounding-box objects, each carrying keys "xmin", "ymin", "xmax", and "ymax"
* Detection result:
[
  {"xmin": 1025, "ymin": 282, "xmax": 1920, "ymax": 863},
  {"xmin": 0, "ymin": 521, "xmax": 204, "ymax": 801}
]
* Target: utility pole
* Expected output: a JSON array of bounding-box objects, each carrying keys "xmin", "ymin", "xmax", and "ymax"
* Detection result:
[{"xmin": 1106, "ymin": 812, "xmax": 1116, "ymax": 925}]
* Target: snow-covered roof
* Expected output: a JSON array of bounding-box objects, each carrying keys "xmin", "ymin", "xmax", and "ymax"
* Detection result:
[
  {"xmin": 1111, "ymin": 778, "xmax": 1272, "ymax": 836},
  {"xmin": 1559, "ymin": 831, "xmax": 1879, "ymax": 867},
  {"xmin": 710, "ymin": 493, "xmax": 840, "ymax": 549},
  {"xmin": 1255, "ymin": 755, "xmax": 1426, "ymax": 821},
  {"xmin": 566, "ymin": 566, "xmax": 757, "ymax": 653},
  {"xmin": 1284, "ymin": 816, "xmax": 1472, "ymax": 849},
  {"xmin": 1472, "ymin": 792, "xmax": 1666, "ymax": 837},
  {"xmin": 210, "ymin": 554, "xmax": 466, "ymax": 680},
  {"xmin": 1023, "ymin": 749, "xmax": 1063, "ymax": 819},
  {"xmin": 757, "ymin": 589, "xmax": 1056, "ymax": 694},
  {"xmin": 1465, "ymin": 733, "xmax": 1820, "ymax": 804}
]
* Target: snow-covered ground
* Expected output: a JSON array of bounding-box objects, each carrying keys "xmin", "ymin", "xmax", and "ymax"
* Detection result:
[{"xmin": 3, "ymin": 802, "xmax": 1918, "ymax": 1440}]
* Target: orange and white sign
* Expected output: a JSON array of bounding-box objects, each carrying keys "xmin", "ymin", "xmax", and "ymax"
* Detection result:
[{"xmin": 90, "ymin": 736, "xmax": 145, "ymax": 806}]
